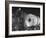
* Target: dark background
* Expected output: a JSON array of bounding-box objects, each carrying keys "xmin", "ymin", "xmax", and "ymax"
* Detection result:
[{"xmin": 12, "ymin": 7, "xmax": 40, "ymax": 17}]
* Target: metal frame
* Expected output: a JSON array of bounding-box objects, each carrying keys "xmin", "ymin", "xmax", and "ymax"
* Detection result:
[{"xmin": 5, "ymin": 1, "xmax": 45, "ymax": 37}]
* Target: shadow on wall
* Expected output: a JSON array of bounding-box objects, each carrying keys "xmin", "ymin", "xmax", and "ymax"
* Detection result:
[{"xmin": 7, "ymin": 37, "xmax": 22, "ymax": 38}]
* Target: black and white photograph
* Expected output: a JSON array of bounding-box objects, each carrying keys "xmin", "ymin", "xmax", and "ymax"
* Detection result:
[
  {"xmin": 5, "ymin": 1, "xmax": 45, "ymax": 37},
  {"xmin": 12, "ymin": 7, "xmax": 40, "ymax": 31}
]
